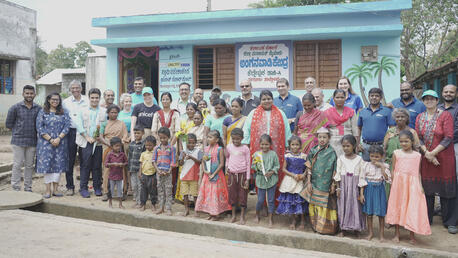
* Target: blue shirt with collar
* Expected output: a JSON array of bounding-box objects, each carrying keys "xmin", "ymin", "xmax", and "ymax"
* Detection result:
[
  {"xmin": 358, "ymin": 105, "xmax": 395, "ymax": 142},
  {"xmin": 274, "ymin": 92, "xmax": 303, "ymax": 131},
  {"xmin": 392, "ymin": 97, "xmax": 426, "ymax": 129},
  {"xmin": 330, "ymin": 92, "xmax": 363, "ymax": 113}
]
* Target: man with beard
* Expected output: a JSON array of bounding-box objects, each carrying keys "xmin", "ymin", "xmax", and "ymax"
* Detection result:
[
  {"xmin": 358, "ymin": 88, "xmax": 395, "ymax": 161},
  {"xmin": 391, "ymin": 82, "xmax": 425, "ymax": 129},
  {"xmin": 130, "ymin": 77, "xmax": 158, "ymax": 107},
  {"xmin": 6, "ymin": 85, "xmax": 41, "ymax": 192},
  {"xmin": 438, "ymin": 84, "xmax": 458, "ymax": 234}
]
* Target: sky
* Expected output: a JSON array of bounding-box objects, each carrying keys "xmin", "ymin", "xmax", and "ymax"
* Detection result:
[{"xmin": 9, "ymin": 0, "xmax": 258, "ymax": 55}]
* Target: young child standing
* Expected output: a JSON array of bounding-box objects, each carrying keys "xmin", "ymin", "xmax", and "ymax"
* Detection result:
[
  {"xmin": 225, "ymin": 128, "xmax": 250, "ymax": 224},
  {"xmin": 276, "ymin": 136, "xmax": 308, "ymax": 230},
  {"xmin": 334, "ymin": 135, "xmax": 366, "ymax": 236},
  {"xmin": 128, "ymin": 125, "xmax": 145, "ymax": 208},
  {"xmin": 104, "ymin": 137, "xmax": 128, "ymax": 208},
  {"xmin": 252, "ymin": 134, "xmax": 280, "ymax": 228},
  {"xmin": 359, "ymin": 145, "xmax": 391, "ymax": 241},
  {"xmin": 139, "ymin": 135, "xmax": 157, "ymax": 211},
  {"xmin": 386, "ymin": 130, "xmax": 431, "ymax": 244},
  {"xmin": 195, "ymin": 130, "xmax": 231, "ymax": 220},
  {"xmin": 188, "ymin": 110, "xmax": 205, "ymax": 150},
  {"xmin": 153, "ymin": 127, "xmax": 176, "ymax": 215},
  {"xmin": 178, "ymin": 133, "xmax": 203, "ymax": 216}
]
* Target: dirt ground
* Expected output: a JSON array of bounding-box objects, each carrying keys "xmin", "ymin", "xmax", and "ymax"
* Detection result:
[{"xmin": 0, "ymin": 134, "xmax": 457, "ymax": 253}]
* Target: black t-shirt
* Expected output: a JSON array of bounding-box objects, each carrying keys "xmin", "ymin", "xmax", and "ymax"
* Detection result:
[{"xmin": 132, "ymin": 103, "xmax": 161, "ymax": 129}]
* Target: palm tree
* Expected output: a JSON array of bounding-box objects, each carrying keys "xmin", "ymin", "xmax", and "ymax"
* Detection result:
[
  {"xmin": 345, "ymin": 63, "xmax": 372, "ymax": 107},
  {"xmin": 370, "ymin": 56, "xmax": 397, "ymax": 104}
]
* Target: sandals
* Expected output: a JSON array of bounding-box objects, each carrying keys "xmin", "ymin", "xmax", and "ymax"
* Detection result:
[
  {"xmin": 52, "ymin": 192, "xmax": 64, "ymax": 197},
  {"xmin": 43, "ymin": 193, "xmax": 51, "ymax": 199}
]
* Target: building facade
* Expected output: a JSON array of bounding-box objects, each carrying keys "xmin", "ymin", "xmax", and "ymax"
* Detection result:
[{"xmin": 92, "ymin": 0, "xmax": 410, "ymax": 104}]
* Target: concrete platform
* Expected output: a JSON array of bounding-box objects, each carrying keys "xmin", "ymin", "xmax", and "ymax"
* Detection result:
[
  {"xmin": 0, "ymin": 190, "xmax": 43, "ymax": 210},
  {"xmin": 0, "ymin": 209, "xmax": 352, "ymax": 258}
]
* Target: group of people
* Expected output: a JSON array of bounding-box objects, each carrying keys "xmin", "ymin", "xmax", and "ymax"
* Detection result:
[{"xmin": 6, "ymin": 75, "xmax": 458, "ymax": 241}]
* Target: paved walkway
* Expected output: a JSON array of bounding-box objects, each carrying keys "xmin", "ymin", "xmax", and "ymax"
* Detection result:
[{"xmin": 0, "ymin": 210, "xmax": 353, "ymax": 258}]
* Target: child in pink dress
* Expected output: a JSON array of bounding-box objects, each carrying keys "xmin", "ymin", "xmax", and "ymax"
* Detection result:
[{"xmin": 386, "ymin": 130, "xmax": 431, "ymax": 244}]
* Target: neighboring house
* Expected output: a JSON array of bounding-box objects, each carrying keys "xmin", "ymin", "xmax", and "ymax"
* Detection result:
[
  {"xmin": 91, "ymin": 0, "xmax": 409, "ymax": 105},
  {"xmin": 0, "ymin": 0, "xmax": 36, "ymax": 132},
  {"xmin": 36, "ymin": 68, "xmax": 86, "ymax": 104},
  {"xmin": 85, "ymin": 53, "xmax": 106, "ymax": 93},
  {"xmin": 411, "ymin": 57, "xmax": 458, "ymax": 98}
]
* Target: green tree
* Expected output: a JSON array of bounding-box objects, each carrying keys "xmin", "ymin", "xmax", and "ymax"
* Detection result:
[
  {"xmin": 73, "ymin": 41, "xmax": 95, "ymax": 68},
  {"xmin": 47, "ymin": 44, "xmax": 76, "ymax": 69},
  {"xmin": 35, "ymin": 37, "xmax": 49, "ymax": 77},
  {"xmin": 345, "ymin": 63, "xmax": 372, "ymax": 107},
  {"xmin": 369, "ymin": 56, "xmax": 396, "ymax": 104}
]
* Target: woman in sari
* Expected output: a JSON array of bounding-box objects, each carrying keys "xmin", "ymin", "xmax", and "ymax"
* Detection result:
[
  {"xmin": 416, "ymin": 90, "xmax": 456, "ymax": 227},
  {"xmin": 152, "ymin": 92, "xmax": 180, "ymax": 144},
  {"xmin": 293, "ymin": 93, "xmax": 328, "ymax": 154},
  {"xmin": 223, "ymin": 98, "xmax": 247, "ymax": 146},
  {"xmin": 325, "ymin": 89, "xmax": 359, "ymax": 157},
  {"xmin": 242, "ymin": 90, "xmax": 291, "ymax": 202},
  {"xmin": 301, "ymin": 127, "xmax": 338, "ymax": 235}
]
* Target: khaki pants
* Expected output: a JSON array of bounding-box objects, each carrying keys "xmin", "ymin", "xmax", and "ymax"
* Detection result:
[{"xmin": 102, "ymin": 145, "xmax": 111, "ymax": 194}]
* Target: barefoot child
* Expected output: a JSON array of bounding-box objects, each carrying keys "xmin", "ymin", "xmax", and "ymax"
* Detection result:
[
  {"xmin": 359, "ymin": 145, "xmax": 391, "ymax": 241},
  {"xmin": 178, "ymin": 133, "xmax": 203, "ymax": 216},
  {"xmin": 334, "ymin": 135, "xmax": 366, "ymax": 236},
  {"xmin": 153, "ymin": 127, "xmax": 176, "ymax": 215},
  {"xmin": 386, "ymin": 130, "xmax": 431, "ymax": 244},
  {"xmin": 104, "ymin": 137, "xmax": 127, "ymax": 208},
  {"xmin": 195, "ymin": 130, "xmax": 231, "ymax": 220},
  {"xmin": 252, "ymin": 134, "xmax": 280, "ymax": 228},
  {"xmin": 225, "ymin": 128, "xmax": 250, "ymax": 224},
  {"xmin": 188, "ymin": 110, "xmax": 205, "ymax": 150},
  {"xmin": 138, "ymin": 135, "xmax": 157, "ymax": 211},
  {"xmin": 128, "ymin": 125, "xmax": 145, "ymax": 208},
  {"xmin": 276, "ymin": 136, "xmax": 308, "ymax": 230}
]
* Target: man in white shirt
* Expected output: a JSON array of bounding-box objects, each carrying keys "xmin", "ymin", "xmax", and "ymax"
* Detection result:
[
  {"xmin": 171, "ymin": 82, "xmax": 191, "ymax": 115},
  {"xmin": 191, "ymin": 88, "xmax": 204, "ymax": 105},
  {"xmin": 62, "ymin": 80, "xmax": 88, "ymax": 196},
  {"xmin": 312, "ymin": 88, "xmax": 332, "ymax": 111}
]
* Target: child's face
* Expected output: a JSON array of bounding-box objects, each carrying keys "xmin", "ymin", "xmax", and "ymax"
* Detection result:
[
  {"xmin": 158, "ymin": 133, "xmax": 169, "ymax": 146},
  {"xmin": 108, "ymin": 109, "xmax": 118, "ymax": 120},
  {"xmin": 187, "ymin": 138, "xmax": 196, "ymax": 150},
  {"xmin": 145, "ymin": 141, "xmax": 155, "ymax": 151},
  {"xmin": 207, "ymin": 134, "xmax": 217, "ymax": 145},
  {"xmin": 193, "ymin": 114, "xmax": 203, "ymax": 126},
  {"xmin": 369, "ymin": 152, "xmax": 382, "ymax": 163},
  {"xmin": 133, "ymin": 130, "xmax": 144, "ymax": 141},
  {"xmin": 289, "ymin": 140, "xmax": 301, "ymax": 154},
  {"xmin": 341, "ymin": 140, "xmax": 354, "ymax": 155},
  {"xmin": 232, "ymin": 135, "xmax": 243, "ymax": 147},
  {"xmin": 198, "ymin": 101, "xmax": 207, "ymax": 109},
  {"xmin": 317, "ymin": 133, "xmax": 330, "ymax": 146},
  {"xmin": 260, "ymin": 140, "xmax": 271, "ymax": 152},
  {"xmin": 112, "ymin": 142, "xmax": 122, "ymax": 152},
  {"xmin": 399, "ymin": 135, "xmax": 412, "ymax": 151}
]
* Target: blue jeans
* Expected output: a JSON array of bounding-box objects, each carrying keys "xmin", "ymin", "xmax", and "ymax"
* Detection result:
[
  {"xmin": 256, "ymin": 185, "xmax": 276, "ymax": 213},
  {"xmin": 66, "ymin": 128, "xmax": 81, "ymax": 190},
  {"xmin": 80, "ymin": 143, "xmax": 102, "ymax": 191}
]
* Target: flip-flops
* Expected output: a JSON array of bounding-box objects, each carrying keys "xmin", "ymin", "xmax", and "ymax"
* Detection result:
[
  {"xmin": 43, "ymin": 193, "xmax": 51, "ymax": 199},
  {"xmin": 52, "ymin": 192, "xmax": 64, "ymax": 197}
]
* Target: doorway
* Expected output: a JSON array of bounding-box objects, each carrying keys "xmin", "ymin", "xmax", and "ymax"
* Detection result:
[{"xmin": 118, "ymin": 47, "xmax": 159, "ymax": 101}]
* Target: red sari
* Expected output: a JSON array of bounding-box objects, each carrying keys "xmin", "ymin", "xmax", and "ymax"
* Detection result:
[
  {"xmin": 249, "ymin": 105, "xmax": 286, "ymax": 203},
  {"xmin": 296, "ymin": 109, "xmax": 329, "ymax": 154},
  {"xmin": 415, "ymin": 110, "xmax": 456, "ymax": 198}
]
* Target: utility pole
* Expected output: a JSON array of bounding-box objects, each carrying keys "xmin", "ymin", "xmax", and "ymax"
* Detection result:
[{"xmin": 207, "ymin": 0, "xmax": 211, "ymax": 11}]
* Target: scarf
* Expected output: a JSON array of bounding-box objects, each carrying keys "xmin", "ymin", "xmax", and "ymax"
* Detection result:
[
  {"xmin": 418, "ymin": 109, "xmax": 442, "ymax": 149},
  {"xmin": 157, "ymin": 109, "xmax": 177, "ymax": 128},
  {"xmin": 325, "ymin": 107, "xmax": 354, "ymax": 135}
]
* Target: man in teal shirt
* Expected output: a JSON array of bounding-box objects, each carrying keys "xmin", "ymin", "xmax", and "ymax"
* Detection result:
[{"xmin": 131, "ymin": 76, "xmax": 158, "ymax": 107}]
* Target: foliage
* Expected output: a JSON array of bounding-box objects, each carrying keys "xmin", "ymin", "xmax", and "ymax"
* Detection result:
[
  {"xmin": 345, "ymin": 63, "xmax": 372, "ymax": 106},
  {"xmin": 36, "ymin": 41, "xmax": 95, "ymax": 77},
  {"xmin": 248, "ymin": 0, "xmax": 370, "ymax": 8},
  {"xmin": 401, "ymin": 0, "xmax": 457, "ymax": 80},
  {"xmin": 35, "ymin": 37, "xmax": 49, "ymax": 78}
]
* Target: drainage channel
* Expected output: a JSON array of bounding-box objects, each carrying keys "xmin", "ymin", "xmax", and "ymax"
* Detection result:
[{"xmin": 24, "ymin": 201, "xmax": 455, "ymax": 258}]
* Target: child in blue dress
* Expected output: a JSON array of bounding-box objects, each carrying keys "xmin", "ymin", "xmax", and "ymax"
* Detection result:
[{"xmin": 276, "ymin": 136, "xmax": 308, "ymax": 230}]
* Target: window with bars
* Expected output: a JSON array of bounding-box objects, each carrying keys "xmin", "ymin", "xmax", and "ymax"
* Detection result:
[
  {"xmin": 0, "ymin": 59, "xmax": 14, "ymax": 94},
  {"xmin": 194, "ymin": 45, "xmax": 235, "ymax": 91},
  {"xmin": 294, "ymin": 40, "xmax": 341, "ymax": 89}
]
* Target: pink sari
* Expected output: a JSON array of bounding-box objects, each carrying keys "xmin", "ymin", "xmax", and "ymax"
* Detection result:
[{"xmin": 296, "ymin": 109, "xmax": 329, "ymax": 154}]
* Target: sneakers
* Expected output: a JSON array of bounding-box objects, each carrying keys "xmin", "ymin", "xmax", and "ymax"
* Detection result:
[
  {"xmin": 249, "ymin": 189, "xmax": 257, "ymax": 195},
  {"xmin": 102, "ymin": 194, "xmax": 109, "ymax": 201},
  {"xmin": 94, "ymin": 189, "xmax": 103, "ymax": 196},
  {"xmin": 66, "ymin": 189, "xmax": 75, "ymax": 196},
  {"xmin": 448, "ymin": 226, "xmax": 458, "ymax": 234},
  {"xmin": 80, "ymin": 189, "xmax": 90, "ymax": 198}
]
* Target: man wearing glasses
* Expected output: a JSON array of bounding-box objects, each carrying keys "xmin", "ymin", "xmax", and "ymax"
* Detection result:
[{"xmin": 239, "ymin": 80, "xmax": 260, "ymax": 116}]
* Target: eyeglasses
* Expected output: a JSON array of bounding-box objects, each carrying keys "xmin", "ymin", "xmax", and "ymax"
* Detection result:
[
  {"xmin": 50, "ymin": 98, "xmax": 60, "ymax": 102},
  {"xmin": 240, "ymin": 85, "xmax": 250, "ymax": 88}
]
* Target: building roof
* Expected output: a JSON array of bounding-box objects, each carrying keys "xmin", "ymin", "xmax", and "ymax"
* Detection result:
[
  {"xmin": 411, "ymin": 58, "xmax": 458, "ymax": 89},
  {"xmin": 36, "ymin": 68, "xmax": 85, "ymax": 85}
]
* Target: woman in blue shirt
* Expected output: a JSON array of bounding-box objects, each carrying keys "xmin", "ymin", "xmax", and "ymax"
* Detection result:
[
  {"xmin": 329, "ymin": 76, "xmax": 364, "ymax": 114},
  {"xmin": 118, "ymin": 93, "xmax": 133, "ymax": 134}
]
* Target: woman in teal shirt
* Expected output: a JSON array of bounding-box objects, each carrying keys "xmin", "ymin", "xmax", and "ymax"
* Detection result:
[{"xmin": 118, "ymin": 93, "xmax": 133, "ymax": 133}]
